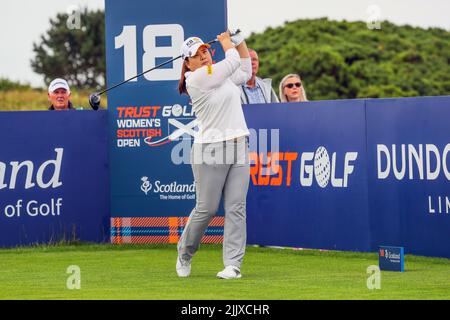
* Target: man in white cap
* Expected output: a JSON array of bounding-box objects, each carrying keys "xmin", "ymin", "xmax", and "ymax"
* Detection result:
[{"xmin": 47, "ymin": 78, "xmax": 74, "ymax": 110}]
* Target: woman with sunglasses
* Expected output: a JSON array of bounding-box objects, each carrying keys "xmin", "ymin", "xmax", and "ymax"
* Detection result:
[
  {"xmin": 176, "ymin": 31, "xmax": 251, "ymax": 279},
  {"xmin": 279, "ymin": 74, "xmax": 308, "ymax": 102}
]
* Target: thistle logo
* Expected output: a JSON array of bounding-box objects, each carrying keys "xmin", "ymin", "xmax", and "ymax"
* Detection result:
[
  {"xmin": 300, "ymin": 146, "xmax": 358, "ymax": 188},
  {"xmin": 140, "ymin": 176, "xmax": 195, "ymax": 196},
  {"xmin": 141, "ymin": 177, "xmax": 152, "ymax": 195}
]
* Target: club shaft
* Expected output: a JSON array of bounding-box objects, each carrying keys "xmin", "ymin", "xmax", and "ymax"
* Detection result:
[
  {"xmin": 97, "ymin": 30, "xmax": 240, "ymax": 96},
  {"xmin": 98, "ymin": 55, "xmax": 181, "ymax": 95}
]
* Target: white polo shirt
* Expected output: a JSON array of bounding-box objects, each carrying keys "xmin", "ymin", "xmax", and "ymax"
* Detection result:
[{"xmin": 185, "ymin": 48, "xmax": 252, "ymax": 144}]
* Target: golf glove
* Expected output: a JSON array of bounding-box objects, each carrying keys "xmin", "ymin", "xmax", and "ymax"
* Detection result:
[{"xmin": 229, "ymin": 29, "xmax": 244, "ymax": 46}]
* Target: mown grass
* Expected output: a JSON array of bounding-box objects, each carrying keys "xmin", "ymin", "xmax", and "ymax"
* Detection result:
[{"xmin": 0, "ymin": 244, "xmax": 449, "ymax": 300}]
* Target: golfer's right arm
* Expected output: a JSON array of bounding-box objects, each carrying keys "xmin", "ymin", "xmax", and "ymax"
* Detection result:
[{"xmin": 186, "ymin": 32, "xmax": 242, "ymax": 91}]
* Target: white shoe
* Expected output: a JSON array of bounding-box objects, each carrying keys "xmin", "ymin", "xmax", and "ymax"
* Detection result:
[
  {"xmin": 217, "ymin": 266, "xmax": 242, "ymax": 279},
  {"xmin": 176, "ymin": 257, "xmax": 191, "ymax": 277}
]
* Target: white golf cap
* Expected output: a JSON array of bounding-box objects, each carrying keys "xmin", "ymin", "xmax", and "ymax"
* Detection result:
[
  {"xmin": 48, "ymin": 78, "xmax": 70, "ymax": 93},
  {"xmin": 180, "ymin": 37, "xmax": 210, "ymax": 60}
]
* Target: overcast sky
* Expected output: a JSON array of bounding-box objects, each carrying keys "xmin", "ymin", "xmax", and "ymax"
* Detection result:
[{"xmin": 1, "ymin": 0, "xmax": 449, "ymax": 88}]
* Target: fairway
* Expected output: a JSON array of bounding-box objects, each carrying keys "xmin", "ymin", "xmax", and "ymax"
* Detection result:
[{"xmin": 0, "ymin": 244, "xmax": 449, "ymax": 300}]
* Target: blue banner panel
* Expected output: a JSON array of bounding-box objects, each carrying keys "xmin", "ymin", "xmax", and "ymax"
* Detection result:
[
  {"xmin": 366, "ymin": 96, "xmax": 450, "ymax": 258},
  {"xmin": 0, "ymin": 111, "xmax": 109, "ymax": 247},
  {"xmin": 105, "ymin": 0, "xmax": 227, "ymax": 244},
  {"xmin": 244, "ymin": 101, "xmax": 371, "ymax": 252}
]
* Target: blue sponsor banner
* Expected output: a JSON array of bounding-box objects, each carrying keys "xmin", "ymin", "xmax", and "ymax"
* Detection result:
[
  {"xmin": 366, "ymin": 96, "xmax": 450, "ymax": 258},
  {"xmin": 379, "ymin": 246, "xmax": 405, "ymax": 272},
  {"xmin": 1, "ymin": 95, "xmax": 449, "ymax": 258},
  {"xmin": 244, "ymin": 100, "xmax": 371, "ymax": 252},
  {"xmin": 245, "ymin": 96, "xmax": 450, "ymax": 259},
  {"xmin": 105, "ymin": 0, "xmax": 227, "ymax": 243},
  {"xmin": 0, "ymin": 111, "xmax": 109, "ymax": 247}
]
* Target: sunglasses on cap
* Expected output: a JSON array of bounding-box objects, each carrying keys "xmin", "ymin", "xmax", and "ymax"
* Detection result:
[{"xmin": 285, "ymin": 82, "xmax": 302, "ymax": 89}]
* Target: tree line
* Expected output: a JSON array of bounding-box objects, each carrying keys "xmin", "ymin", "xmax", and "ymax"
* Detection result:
[{"xmin": 30, "ymin": 11, "xmax": 450, "ymax": 100}]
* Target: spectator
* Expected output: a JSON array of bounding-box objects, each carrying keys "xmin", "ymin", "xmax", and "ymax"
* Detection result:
[
  {"xmin": 240, "ymin": 49, "xmax": 279, "ymax": 104},
  {"xmin": 279, "ymin": 74, "xmax": 308, "ymax": 102},
  {"xmin": 47, "ymin": 78, "xmax": 75, "ymax": 110}
]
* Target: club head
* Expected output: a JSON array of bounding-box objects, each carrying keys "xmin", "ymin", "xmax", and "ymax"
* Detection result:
[{"xmin": 89, "ymin": 93, "xmax": 101, "ymax": 110}]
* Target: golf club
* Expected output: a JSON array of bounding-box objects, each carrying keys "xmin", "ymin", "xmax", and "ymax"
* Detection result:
[{"xmin": 89, "ymin": 29, "xmax": 241, "ymax": 110}]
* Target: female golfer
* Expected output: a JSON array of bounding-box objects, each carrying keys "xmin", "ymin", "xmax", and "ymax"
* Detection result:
[{"xmin": 176, "ymin": 30, "xmax": 251, "ymax": 279}]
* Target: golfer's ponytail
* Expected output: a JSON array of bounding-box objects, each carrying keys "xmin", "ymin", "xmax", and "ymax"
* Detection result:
[{"xmin": 178, "ymin": 61, "xmax": 189, "ymax": 95}]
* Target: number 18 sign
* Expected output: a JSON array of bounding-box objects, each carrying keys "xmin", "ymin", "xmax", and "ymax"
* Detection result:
[{"xmin": 105, "ymin": 0, "xmax": 227, "ymax": 244}]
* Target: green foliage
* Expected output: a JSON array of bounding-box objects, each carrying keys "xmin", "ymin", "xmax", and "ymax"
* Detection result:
[
  {"xmin": 31, "ymin": 8, "xmax": 105, "ymax": 90},
  {"xmin": 22, "ymin": 16, "xmax": 450, "ymax": 102},
  {"xmin": 0, "ymin": 78, "xmax": 31, "ymax": 91},
  {"xmin": 246, "ymin": 18, "xmax": 450, "ymax": 100}
]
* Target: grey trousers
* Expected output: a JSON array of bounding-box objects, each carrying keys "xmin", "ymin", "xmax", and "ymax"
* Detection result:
[{"xmin": 178, "ymin": 136, "xmax": 250, "ymax": 268}]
